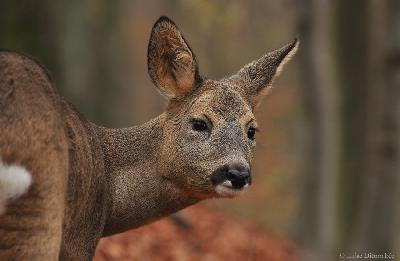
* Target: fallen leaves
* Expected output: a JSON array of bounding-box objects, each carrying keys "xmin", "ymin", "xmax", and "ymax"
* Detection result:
[{"xmin": 94, "ymin": 204, "xmax": 298, "ymax": 261}]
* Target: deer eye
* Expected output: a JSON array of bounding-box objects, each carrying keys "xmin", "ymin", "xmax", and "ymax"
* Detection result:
[
  {"xmin": 191, "ymin": 119, "xmax": 208, "ymax": 132},
  {"xmin": 247, "ymin": 127, "xmax": 256, "ymax": 140}
]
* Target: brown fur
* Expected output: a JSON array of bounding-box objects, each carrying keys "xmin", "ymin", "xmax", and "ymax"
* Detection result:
[{"xmin": 0, "ymin": 16, "xmax": 298, "ymax": 260}]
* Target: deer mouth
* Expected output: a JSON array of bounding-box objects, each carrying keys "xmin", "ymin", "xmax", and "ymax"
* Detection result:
[
  {"xmin": 215, "ymin": 180, "xmax": 249, "ymax": 197},
  {"xmin": 210, "ymin": 164, "xmax": 251, "ymax": 197}
]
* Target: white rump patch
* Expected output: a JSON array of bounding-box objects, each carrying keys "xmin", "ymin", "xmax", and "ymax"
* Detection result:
[{"xmin": 0, "ymin": 158, "xmax": 32, "ymax": 215}]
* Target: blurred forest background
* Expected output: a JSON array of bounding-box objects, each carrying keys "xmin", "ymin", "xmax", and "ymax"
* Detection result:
[{"xmin": 1, "ymin": 0, "xmax": 399, "ymax": 260}]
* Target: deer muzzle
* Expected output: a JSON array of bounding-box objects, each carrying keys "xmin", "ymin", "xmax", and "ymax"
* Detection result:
[{"xmin": 211, "ymin": 163, "xmax": 251, "ymax": 197}]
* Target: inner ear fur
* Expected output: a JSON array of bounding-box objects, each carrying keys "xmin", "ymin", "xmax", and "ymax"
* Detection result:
[{"xmin": 147, "ymin": 16, "xmax": 200, "ymax": 99}]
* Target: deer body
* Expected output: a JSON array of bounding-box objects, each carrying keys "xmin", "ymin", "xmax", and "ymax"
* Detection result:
[{"xmin": 0, "ymin": 17, "xmax": 297, "ymax": 260}]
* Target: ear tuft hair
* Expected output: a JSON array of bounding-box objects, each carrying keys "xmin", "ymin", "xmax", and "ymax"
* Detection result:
[{"xmin": 274, "ymin": 38, "xmax": 299, "ymax": 77}]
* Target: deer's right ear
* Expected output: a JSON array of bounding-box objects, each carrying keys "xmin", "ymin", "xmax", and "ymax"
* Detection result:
[{"xmin": 147, "ymin": 16, "xmax": 200, "ymax": 99}]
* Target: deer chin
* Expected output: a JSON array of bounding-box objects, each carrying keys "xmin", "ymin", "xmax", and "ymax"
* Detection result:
[{"xmin": 215, "ymin": 180, "xmax": 249, "ymax": 198}]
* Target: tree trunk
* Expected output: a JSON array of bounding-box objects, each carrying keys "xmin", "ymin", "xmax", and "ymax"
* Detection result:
[
  {"xmin": 295, "ymin": 0, "xmax": 338, "ymax": 260},
  {"xmin": 355, "ymin": 0, "xmax": 400, "ymax": 253},
  {"xmin": 0, "ymin": 0, "xmax": 60, "ymax": 77},
  {"xmin": 295, "ymin": 0, "xmax": 399, "ymax": 258}
]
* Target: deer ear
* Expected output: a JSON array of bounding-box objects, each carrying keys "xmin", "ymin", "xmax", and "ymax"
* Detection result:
[
  {"xmin": 230, "ymin": 38, "xmax": 299, "ymax": 109},
  {"xmin": 147, "ymin": 16, "xmax": 200, "ymax": 99}
]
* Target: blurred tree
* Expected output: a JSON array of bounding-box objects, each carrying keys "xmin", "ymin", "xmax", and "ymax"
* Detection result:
[
  {"xmin": 57, "ymin": 0, "xmax": 121, "ymax": 125},
  {"xmin": 334, "ymin": 0, "xmax": 369, "ymax": 253},
  {"xmin": 295, "ymin": 0, "xmax": 338, "ymax": 260},
  {"xmin": 1, "ymin": 0, "xmax": 125, "ymax": 126},
  {"xmin": 0, "ymin": 0, "xmax": 60, "ymax": 78},
  {"xmin": 296, "ymin": 0, "xmax": 400, "ymax": 259},
  {"xmin": 353, "ymin": 0, "xmax": 400, "ymax": 254},
  {"xmin": 334, "ymin": 0, "xmax": 400, "ymax": 255}
]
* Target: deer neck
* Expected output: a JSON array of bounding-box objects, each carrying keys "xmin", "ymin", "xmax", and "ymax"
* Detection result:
[{"xmin": 93, "ymin": 114, "xmax": 199, "ymax": 236}]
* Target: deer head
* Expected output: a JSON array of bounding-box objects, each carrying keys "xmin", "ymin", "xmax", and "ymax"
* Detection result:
[{"xmin": 147, "ymin": 16, "xmax": 298, "ymax": 199}]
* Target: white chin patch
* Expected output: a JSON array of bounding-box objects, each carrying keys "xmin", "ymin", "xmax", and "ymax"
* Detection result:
[
  {"xmin": 0, "ymin": 158, "xmax": 32, "ymax": 215},
  {"xmin": 215, "ymin": 180, "xmax": 249, "ymax": 198}
]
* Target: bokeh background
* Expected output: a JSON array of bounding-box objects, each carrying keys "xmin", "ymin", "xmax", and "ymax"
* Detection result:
[{"xmin": 1, "ymin": 0, "xmax": 399, "ymax": 260}]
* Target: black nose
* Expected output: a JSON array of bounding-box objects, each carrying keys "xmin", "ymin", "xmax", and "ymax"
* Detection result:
[{"xmin": 226, "ymin": 166, "xmax": 251, "ymax": 189}]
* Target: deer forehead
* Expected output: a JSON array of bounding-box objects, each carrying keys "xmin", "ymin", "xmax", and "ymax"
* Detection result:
[{"xmin": 188, "ymin": 81, "xmax": 254, "ymax": 124}]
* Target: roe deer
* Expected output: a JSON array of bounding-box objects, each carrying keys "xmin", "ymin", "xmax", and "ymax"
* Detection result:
[{"xmin": 0, "ymin": 16, "xmax": 298, "ymax": 260}]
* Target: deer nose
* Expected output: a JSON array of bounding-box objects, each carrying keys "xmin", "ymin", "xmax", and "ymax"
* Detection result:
[{"xmin": 226, "ymin": 167, "xmax": 251, "ymax": 189}]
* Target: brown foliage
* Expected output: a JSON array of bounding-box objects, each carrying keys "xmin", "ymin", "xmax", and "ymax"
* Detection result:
[{"xmin": 94, "ymin": 205, "xmax": 298, "ymax": 261}]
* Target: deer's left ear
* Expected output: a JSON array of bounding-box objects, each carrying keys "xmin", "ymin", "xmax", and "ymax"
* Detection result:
[
  {"xmin": 147, "ymin": 16, "xmax": 200, "ymax": 99},
  {"xmin": 230, "ymin": 38, "xmax": 299, "ymax": 109}
]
